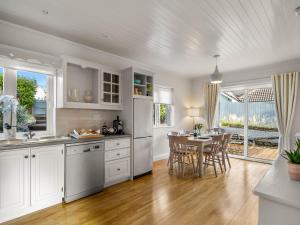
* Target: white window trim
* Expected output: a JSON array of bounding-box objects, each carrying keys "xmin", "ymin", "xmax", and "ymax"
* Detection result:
[
  {"xmin": 0, "ymin": 62, "xmax": 56, "ymax": 139},
  {"xmin": 153, "ymin": 85, "xmax": 175, "ymax": 128}
]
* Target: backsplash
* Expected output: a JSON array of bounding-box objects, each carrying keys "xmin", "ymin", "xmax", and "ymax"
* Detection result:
[{"xmin": 55, "ymin": 109, "xmax": 120, "ymax": 136}]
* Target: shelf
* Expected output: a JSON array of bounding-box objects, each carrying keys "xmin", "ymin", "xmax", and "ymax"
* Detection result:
[{"xmin": 134, "ymin": 84, "xmax": 145, "ymax": 87}]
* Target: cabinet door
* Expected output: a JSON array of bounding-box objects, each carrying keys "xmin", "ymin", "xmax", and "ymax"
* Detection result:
[
  {"xmin": 0, "ymin": 149, "xmax": 30, "ymax": 215},
  {"xmin": 102, "ymin": 71, "xmax": 121, "ymax": 105},
  {"xmin": 31, "ymin": 145, "xmax": 64, "ymax": 207}
]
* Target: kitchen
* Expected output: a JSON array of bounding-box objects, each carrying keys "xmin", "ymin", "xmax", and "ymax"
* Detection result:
[{"xmin": 1, "ymin": 1, "xmax": 300, "ymax": 225}]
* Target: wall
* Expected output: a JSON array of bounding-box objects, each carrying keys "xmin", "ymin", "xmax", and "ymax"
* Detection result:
[
  {"xmin": 153, "ymin": 75, "xmax": 193, "ymax": 161},
  {"xmin": 191, "ymin": 58, "xmax": 300, "ymax": 144},
  {"xmin": 0, "ymin": 21, "xmax": 192, "ymax": 160}
]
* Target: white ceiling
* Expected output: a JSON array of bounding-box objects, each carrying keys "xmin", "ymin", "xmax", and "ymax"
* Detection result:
[{"xmin": 0, "ymin": 0, "xmax": 300, "ymax": 77}]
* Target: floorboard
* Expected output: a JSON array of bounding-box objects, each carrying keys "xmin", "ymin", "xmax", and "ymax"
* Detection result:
[{"xmin": 4, "ymin": 158, "xmax": 270, "ymax": 225}]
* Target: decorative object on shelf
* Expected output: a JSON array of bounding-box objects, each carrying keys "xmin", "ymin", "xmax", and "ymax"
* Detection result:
[
  {"xmin": 84, "ymin": 90, "xmax": 93, "ymax": 103},
  {"xmin": 67, "ymin": 88, "xmax": 80, "ymax": 102},
  {"xmin": 147, "ymin": 84, "xmax": 153, "ymax": 96},
  {"xmin": 210, "ymin": 54, "xmax": 223, "ymax": 84},
  {"xmin": 134, "ymin": 79, "xmax": 142, "ymax": 85},
  {"xmin": 282, "ymin": 139, "xmax": 300, "ymax": 181}
]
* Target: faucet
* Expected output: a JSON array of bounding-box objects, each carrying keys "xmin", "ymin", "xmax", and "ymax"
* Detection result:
[
  {"xmin": 23, "ymin": 129, "xmax": 35, "ymax": 139},
  {"xmin": 4, "ymin": 123, "xmax": 35, "ymax": 139}
]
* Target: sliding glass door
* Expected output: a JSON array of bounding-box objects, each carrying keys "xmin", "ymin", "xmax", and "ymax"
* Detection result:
[{"xmin": 219, "ymin": 85, "xmax": 279, "ymax": 162}]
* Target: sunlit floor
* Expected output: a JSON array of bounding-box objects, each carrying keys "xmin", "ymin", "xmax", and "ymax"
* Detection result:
[
  {"xmin": 228, "ymin": 144, "xmax": 278, "ymax": 161},
  {"xmin": 4, "ymin": 158, "xmax": 270, "ymax": 225}
]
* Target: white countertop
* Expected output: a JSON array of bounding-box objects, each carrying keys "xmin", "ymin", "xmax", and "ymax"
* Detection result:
[{"xmin": 253, "ymin": 156, "xmax": 300, "ymax": 209}]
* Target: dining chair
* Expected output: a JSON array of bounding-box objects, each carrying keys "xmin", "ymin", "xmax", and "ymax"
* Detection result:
[
  {"xmin": 220, "ymin": 133, "xmax": 232, "ymax": 171},
  {"xmin": 203, "ymin": 134, "xmax": 224, "ymax": 177},
  {"xmin": 167, "ymin": 134, "xmax": 178, "ymax": 174},
  {"xmin": 172, "ymin": 136, "xmax": 196, "ymax": 177}
]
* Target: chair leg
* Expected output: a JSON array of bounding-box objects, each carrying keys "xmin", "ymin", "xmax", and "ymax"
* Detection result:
[
  {"xmin": 212, "ymin": 156, "xmax": 217, "ymax": 177},
  {"xmin": 191, "ymin": 155, "xmax": 196, "ymax": 174},
  {"xmin": 182, "ymin": 156, "xmax": 186, "ymax": 177},
  {"xmin": 222, "ymin": 152, "xmax": 226, "ymax": 172},
  {"xmin": 226, "ymin": 152, "xmax": 231, "ymax": 168},
  {"xmin": 217, "ymin": 156, "xmax": 223, "ymax": 173}
]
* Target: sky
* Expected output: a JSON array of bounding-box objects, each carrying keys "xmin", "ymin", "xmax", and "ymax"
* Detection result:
[{"xmin": 17, "ymin": 70, "xmax": 47, "ymax": 89}]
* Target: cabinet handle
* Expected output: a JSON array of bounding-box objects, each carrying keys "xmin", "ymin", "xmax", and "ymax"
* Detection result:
[
  {"xmin": 116, "ymin": 153, "xmax": 120, "ymax": 156},
  {"xmin": 117, "ymin": 168, "xmax": 120, "ymax": 171},
  {"xmin": 24, "ymin": 155, "xmax": 29, "ymax": 159},
  {"xmin": 116, "ymin": 143, "xmax": 120, "ymax": 146},
  {"xmin": 83, "ymin": 149, "xmax": 91, "ymax": 153},
  {"xmin": 32, "ymin": 154, "xmax": 36, "ymax": 158}
]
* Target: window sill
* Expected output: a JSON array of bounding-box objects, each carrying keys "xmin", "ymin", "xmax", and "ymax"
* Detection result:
[{"xmin": 154, "ymin": 125, "xmax": 175, "ymax": 129}]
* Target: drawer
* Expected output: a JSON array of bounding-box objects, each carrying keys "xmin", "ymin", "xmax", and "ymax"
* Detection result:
[
  {"xmin": 105, "ymin": 158, "xmax": 130, "ymax": 184},
  {"xmin": 105, "ymin": 138, "xmax": 130, "ymax": 150},
  {"xmin": 105, "ymin": 148, "xmax": 130, "ymax": 162}
]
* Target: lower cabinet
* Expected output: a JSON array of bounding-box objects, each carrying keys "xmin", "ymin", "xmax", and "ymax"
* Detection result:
[
  {"xmin": 31, "ymin": 146, "xmax": 64, "ymax": 208},
  {"xmin": 0, "ymin": 145, "xmax": 64, "ymax": 223},
  {"xmin": 0, "ymin": 148, "xmax": 30, "ymax": 221},
  {"xmin": 105, "ymin": 138, "xmax": 131, "ymax": 186}
]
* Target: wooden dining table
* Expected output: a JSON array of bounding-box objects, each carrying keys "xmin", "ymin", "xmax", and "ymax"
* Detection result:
[{"xmin": 187, "ymin": 136, "xmax": 212, "ymax": 177}]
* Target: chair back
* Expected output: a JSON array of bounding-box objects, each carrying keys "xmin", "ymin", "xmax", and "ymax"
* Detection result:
[
  {"xmin": 167, "ymin": 134, "xmax": 177, "ymax": 154},
  {"xmin": 173, "ymin": 136, "xmax": 190, "ymax": 154},
  {"xmin": 209, "ymin": 134, "xmax": 224, "ymax": 155},
  {"xmin": 222, "ymin": 133, "xmax": 232, "ymax": 153}
]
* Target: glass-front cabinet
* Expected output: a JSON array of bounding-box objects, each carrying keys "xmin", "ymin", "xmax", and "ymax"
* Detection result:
[
  {"xmin": 102, "ymin": 71, "xmax": 121, "ymax": 105},
  {"xmin": 57, "ymin": 56, "xmax": 122, "ymax": 110}
]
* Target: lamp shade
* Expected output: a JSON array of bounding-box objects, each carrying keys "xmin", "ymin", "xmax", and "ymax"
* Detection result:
[
  {"xmin": 210, "ymin": 66, "xmax": 223, "ymax": 84},
  {"xmin": 187, "ymin": 107, "xmax": 201, "ymax": 117}
]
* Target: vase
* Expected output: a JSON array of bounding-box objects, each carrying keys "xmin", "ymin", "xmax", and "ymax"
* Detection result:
[{"xmin": 288, "ymin": 162, "xmax": 300, "ymax": 181}]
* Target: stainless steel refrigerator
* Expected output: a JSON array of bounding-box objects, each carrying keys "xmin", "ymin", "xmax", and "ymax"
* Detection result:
[{"xmin": 133, "ymin": 98, "xmax": 153, "ymax": 178}]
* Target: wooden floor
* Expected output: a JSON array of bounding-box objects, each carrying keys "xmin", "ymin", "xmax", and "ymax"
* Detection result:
[
  {"xmin": 4, "ymin": 158, "xmax": 270, "ymax": 225},
  {"xmin": 229, "ymin": 144, "xmax": 278, "ymax": 161}
]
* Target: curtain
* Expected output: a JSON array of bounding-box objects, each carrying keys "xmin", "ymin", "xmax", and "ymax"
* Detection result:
[
  {"xmin": 272, "ymin": 72, "xmax": 299, "ymax": 151},
  {"xmin": 205, "ymin": 83, "xmax": 220, "ymax": 130}
]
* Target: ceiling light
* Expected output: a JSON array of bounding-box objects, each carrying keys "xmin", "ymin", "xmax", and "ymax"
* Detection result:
[
  {"xmin": 210, "ymin": 54, "xmax": 223, "ymax": 84},
  {"xmin": 295, "ymin": 6, "xmax": 300, "ymax": 16}
]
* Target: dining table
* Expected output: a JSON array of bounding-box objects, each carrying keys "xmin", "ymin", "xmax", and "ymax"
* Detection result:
[{"xmin": 187, "ymin": 136, "xmax": 212, "ymax": 177}]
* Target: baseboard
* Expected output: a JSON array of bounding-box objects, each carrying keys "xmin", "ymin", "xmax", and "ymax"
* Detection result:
[{"xmin": 153, "ymin": 153, "xmax": 169, "ymax": 161}]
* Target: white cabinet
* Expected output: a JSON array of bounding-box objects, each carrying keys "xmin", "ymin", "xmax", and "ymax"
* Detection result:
[
  {"xmin": 101, "ymin": 71, "xmax": 122, "ymax": 105},
  {"xmin": 104, "ymin": 138, "xmax": 131, "ymax": 186},
  {"xmin": 57, "ymin": 56, "xmax": 122, "ymax": 110},
  {"xmin": 0, "ymin": 149, "xmax": 30, "ymax": 222},
  {"xmin": 0, "ymin": 145, "xmax": 64, "ymax": 223},
  {"xmin": 31, "ymin": 145, "xmax": 64, "ymax": 208}
]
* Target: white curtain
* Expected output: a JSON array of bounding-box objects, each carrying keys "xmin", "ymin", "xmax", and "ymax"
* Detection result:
[
  {"xmin": 272, "ymin": 72, "xmax": 299, "ymax": 152},
  {"xmin": 205, "ymin": 83, "xmax": 220, "ymax": 130}
]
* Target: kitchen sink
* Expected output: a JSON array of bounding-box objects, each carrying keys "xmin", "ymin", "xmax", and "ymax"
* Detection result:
[{"xmin": 0, "ymin": 136, "xmax": 70, "ymax": 147}]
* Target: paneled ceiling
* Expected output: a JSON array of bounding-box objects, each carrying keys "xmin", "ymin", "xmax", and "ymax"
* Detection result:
[{"xmin": 0, "ymin": 0, "xmax": 300, "ymax": 77}]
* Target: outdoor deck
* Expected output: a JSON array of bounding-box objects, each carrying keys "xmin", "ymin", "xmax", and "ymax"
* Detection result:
[{"xmin": 228, "ymin": 144, "xmax": 278, "ymax": 161}]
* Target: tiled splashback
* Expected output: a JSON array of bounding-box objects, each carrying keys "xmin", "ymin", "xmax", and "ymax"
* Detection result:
[{"xmin": 56, "ymin": 109, "xmax": 120, "ymax": 136}]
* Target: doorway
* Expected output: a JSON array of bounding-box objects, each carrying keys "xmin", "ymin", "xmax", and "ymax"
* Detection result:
[{"xmin": 218, "ymin": 85, "xmax": 279, "ymax": 162}]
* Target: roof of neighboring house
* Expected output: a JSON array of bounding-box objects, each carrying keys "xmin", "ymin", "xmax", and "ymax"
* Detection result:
[{"xmin": 222, "ymin": 88, "xmax": 274, "ymax": 103}]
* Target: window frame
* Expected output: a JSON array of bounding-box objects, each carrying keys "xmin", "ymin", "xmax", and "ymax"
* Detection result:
[
  {"xmin": 0, "ymin": 62, "xmax": 56, "ymax": 139},
  {"xmin": 153, "ymin": 85, "xmax": 175, "ymax": 128}
]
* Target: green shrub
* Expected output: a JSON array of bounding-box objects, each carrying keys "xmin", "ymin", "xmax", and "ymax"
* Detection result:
[{"xmin": 220, "ymin": 120, "xmax": 278, "ymax": 132}]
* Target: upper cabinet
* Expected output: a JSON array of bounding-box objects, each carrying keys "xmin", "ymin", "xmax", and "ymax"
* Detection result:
[
  {"xmin": 57, "ymin": 56, "xmax": 122, "ymax": 110},
  {"xmin": 122, "ymin": 67, "xmax": 154, "ymax": 100},
  {"xmin": 101, "ymin": 71, "xmax": 121, "ymax": 105}
]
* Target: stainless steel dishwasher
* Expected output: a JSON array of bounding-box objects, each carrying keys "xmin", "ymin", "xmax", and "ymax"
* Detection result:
[{"xmin": 65, "ymin": 141, "xmax": 104, "ymax": 203}]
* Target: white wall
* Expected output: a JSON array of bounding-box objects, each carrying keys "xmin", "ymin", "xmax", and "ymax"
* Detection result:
[
  {"xmin": 153, "ymin": 74, "xmax": 193, "ymax": 161},
  {"xmin": 0, "ymin": 21, "xmax": 192, "ymax": 160},
  {"xmin": 191, "ymin": 58, "xmax": 300, "ymax": 144}
]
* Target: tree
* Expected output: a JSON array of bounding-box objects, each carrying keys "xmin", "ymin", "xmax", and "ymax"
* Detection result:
[{"xmin": 17, "ymin": 76, "xmax": 37, "ymax": 111}]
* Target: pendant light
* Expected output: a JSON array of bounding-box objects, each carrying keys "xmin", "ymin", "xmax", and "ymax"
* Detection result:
[{"xmin": 210, "ymin": 54, "xmax": 223, "ymax": 84}]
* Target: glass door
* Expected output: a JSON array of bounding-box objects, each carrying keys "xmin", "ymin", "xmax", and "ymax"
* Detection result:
[
  {"xmin": 247, "ymin": 87, "xmax": 279, "ymax": 160},
  {"xmin": 219, "ymin": 89, "xmax": 246, "ymax": 157},
  {"xmin": 219, "ymin": 85, "xmax": 279, "ymax": 162}
]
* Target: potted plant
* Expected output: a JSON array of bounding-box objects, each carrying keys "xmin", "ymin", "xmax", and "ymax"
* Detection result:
[{"xmin": 282, "ymin": 139, "xmax": 300, "ymax": 181}]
